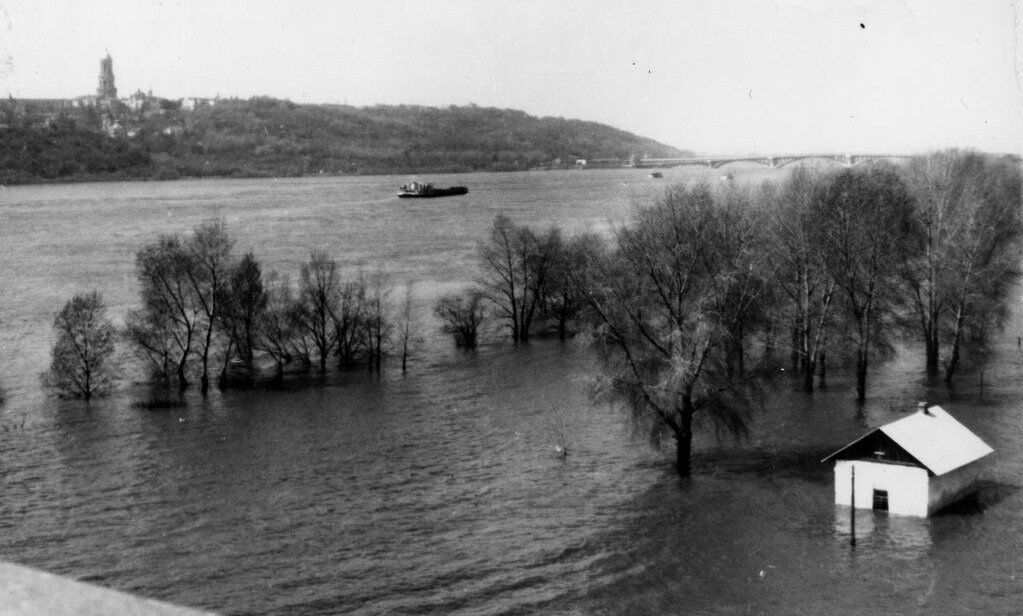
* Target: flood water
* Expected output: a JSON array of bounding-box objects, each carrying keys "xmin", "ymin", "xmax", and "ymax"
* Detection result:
[{"xmin": 1, "ymin": 167, "xmax": 1022, "ymax": 615}]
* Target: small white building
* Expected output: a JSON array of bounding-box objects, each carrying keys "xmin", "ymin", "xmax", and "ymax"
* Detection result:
[{"xmin": 822, "ymin": 405, "xmax": 992, "ymax": 517}]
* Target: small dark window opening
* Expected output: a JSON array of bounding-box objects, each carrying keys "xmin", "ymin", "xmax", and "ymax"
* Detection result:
[{"xmin": 872, "ymin": 489, "xmax": 889, "ymax": 511}]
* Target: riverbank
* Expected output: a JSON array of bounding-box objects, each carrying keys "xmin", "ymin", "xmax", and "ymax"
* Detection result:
[
  {"xmin": 0, "ymin": 100, "xmax": 689, "ymax": 186},
  {"xmin": 1, "ymin": 561, "xmax": 217, "ymax": 615}
]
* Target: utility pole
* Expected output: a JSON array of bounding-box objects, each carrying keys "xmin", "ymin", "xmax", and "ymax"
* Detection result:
[{"xmin": 850, "ymin": 465, "xmax": 857, "ymax": 547}]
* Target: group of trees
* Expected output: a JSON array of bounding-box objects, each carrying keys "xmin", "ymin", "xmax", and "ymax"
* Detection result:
[
  {"xmin": 45, "ymin": 222, "xmax": 423, "ymax": 400},
  {"xmin": 0, "ymin": 121, "xmax": 152, "ymax": 184},
  {"xmin": 437, "ymin": 151, "xmax": 1020, "ymax": 476},
  {"xmin": 436, "ymin": 215, "xmax": 593, "ymax": 347},
  {"xmin": 42, "ymin": 150, "xmax": 1021, "ymax": 479}
]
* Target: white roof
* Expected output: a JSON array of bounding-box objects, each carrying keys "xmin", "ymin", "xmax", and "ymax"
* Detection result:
[{"xmin": 823, "ymin": 405, "xmax": 993, "ymax": 476}]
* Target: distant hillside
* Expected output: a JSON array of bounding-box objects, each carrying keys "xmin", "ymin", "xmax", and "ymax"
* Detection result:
[{"xmin": 0, "ymin": 99, "xmax": 692, "ymax": 183}]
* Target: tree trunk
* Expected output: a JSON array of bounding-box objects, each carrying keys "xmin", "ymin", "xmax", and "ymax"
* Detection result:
[
  {"xmin": 818, "ymin": 350, "xmax": 827, "ymax": 388},
  {"xmin": 925, "ymin": 326, "xmax": 940, "ymax": 373},
  {"xmin": 945, "ymin": 310, "xmax": 966, "ymax": 384},
  {"xmin": 218, "ymin": 338, "xmax": 235, "ymax": 389},
  {"xmin": 734, "ymin": 327, "xmax": 745, "ymax": 376},
  {"xmin": 945, "ymin": 332, "xmax": 963, "ymax": 384},
  {"xmin": 177, "ymin": 357, "xmax": 189, "ymax": 391},
  {"xmin": 790, "ymin": 322, "xmax": 800, "ymax": 371},
  {"xmin": 855, "ymin": 349, "xmax": 868, "ymax": 402},
  {"xmin": 244, "ymin": 320, "xmax": 255, "ymax": 367},
  {"xmin": 674, "ymin": 396, "xmax": 695, "ymax": 477},
  {"xmin": 802, "ymin": 360, "xmax": 816, "ymax": 392}
]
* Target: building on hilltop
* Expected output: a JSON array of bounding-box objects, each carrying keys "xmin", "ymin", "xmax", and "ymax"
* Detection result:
[
  {"xmin": 180, "ymin": 97, "xmax": 217, "ymax": 111},
  {"xmin": 97, "ymin": 52, "xmax": 118, "ymax": 103},
  {"xmin": 2, "ymin": 52, "xmax": 198, "ymax": 134}
]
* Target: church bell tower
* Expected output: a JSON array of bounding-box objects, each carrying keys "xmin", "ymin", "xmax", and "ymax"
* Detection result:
[{"xmin": 97, "ymin": 52, "xmax": 117, "ymax": 100}]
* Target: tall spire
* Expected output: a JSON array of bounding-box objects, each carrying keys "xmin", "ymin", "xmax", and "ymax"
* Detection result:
[{"xmin": 97, "ymin": 52, "xmax": 117, "ymax": 100}]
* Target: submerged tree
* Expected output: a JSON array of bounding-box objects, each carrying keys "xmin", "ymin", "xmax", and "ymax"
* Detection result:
[
  {"xmin": 813, "ymin": 165, "xmax": 919, "ymax": 402},
  {"xmin": 478, "ymin": 215, "xmax": 553, "ymax": 342},
  {"xmin": 542, "ymin": 230, "xmax": 592, "ymax": 340},
  {"xmin": 575, "ymin": 184, "xmax": 775, "ymax": 477},
  {"xmin": 258, "ymin": 271, "xmax": 302, "ymax": 377},
  {"xmin": 333, "ymin": 274, "xmax": 367, "ymax": 369},
  {"xmin": 768, "ymin": 167, "xmax": 837, "ymax": 391},
  {"xmin": 44, "ymin": 291, "xmax": 116, "ymax": 400},
  {"xmin": 127, "ymin": 222, "xmax": 236, "ymax": 392},
  {"xmin": 900, "ymin": 151, "xmax": 965, "ymax": 372},
  {"xmin": 435, "ymin": 288, "xmax": 486, "ymax": 348},
  {"xmin": 220, "ymin": 251, "xmax": 267, "ymax": 373},
  {"xmin": 936, "ymin": 154, "xmax": 1023, "ymax": 382},
  {"xmin": 394, "ymin": 281, "xmax": 423, "ymax": 373},
  {"xmin": 362, "ymin": 270, "xmax": 392, "ymax": 371},
  {"xmin": 128, "ymin": 234, "xmax": 203, "ymax": 389},
  {"xmin": 186, "ymin": 221, "xmax": 233, "ymax": 393},
  {"xmin": 294, "ymin": 250, "xmax": 342, "ymax": 373}
]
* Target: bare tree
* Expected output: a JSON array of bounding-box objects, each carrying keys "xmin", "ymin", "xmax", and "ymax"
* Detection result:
[
  {"xmin": 258, "ymin": 271, "xmax": 302, "ymax": 377},
  {"xmin": 435, "ymin": 288, "xmax": 486, "ymax": 348},
  {"xmin": 544, "ymin": 232, "xmax": 592, "ymax": 341},
  {"xmin": 768, "ymin": 167, "xmax": 837, "ymax": 390},
  {"xmin": 938, "ymin": 153, "xmax": 1023, "ymax": 382},
  {"xmin": 130, "ymin": 235, "xmax": 203, "ymax": 389},
  {"xmin": 574, "ymin": 184, "xmax": 774, "ymax": 477},
  {"xmin": 334, "ymin": 274, "xmax": 367, "ymax": 369},
  {"xmin": 394, "ymin": 281, "xmax": 423, "ymax": 372},
  {"xmin": 44, "ymin": 291, "xmax": 116, "ymax": 401},
  {"xmin": 125, "ymin": 306, "xmax": 178, "ymax": 382},
  {"xmin": 900, "ymin": 151, "xmax": 964, "ymax": 371},
  {"xmin": 712, "ymin": 183, "xmax": 777, "ymax": 377},
  {"xmin": 185, "ymin": 221, "xmax": 233, "ymax": 393},
  {"xmin": 362, "ymin": 270, "xmax": 392, "ymax": 371},
  {"xmin": 478, "ymin": 215, "xmax": 551, "ymax": 342},
  {"xmin": 295, "ymin": 250, "xmax": 341, "ymax": 373},
  {"xmin": 220, "ymin": 251, "xmax": 266, "ymax": 373},
  {"xmin": 813, "ymin": 165, "xmax": 919, "ymax": 402},
  {"xmin": 541, "ymin": 407, "xmax": 573, "ymax": 458}
]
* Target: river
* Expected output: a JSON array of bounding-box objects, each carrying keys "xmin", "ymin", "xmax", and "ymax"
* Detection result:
[{"xmin": 1, "ymin": 167, "xmax": 1021, "ymax": 615}]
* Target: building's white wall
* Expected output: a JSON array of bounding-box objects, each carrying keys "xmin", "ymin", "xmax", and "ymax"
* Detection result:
[
  {"xmin": 833, "ymin": 460, "xmax": 929, "ymax": 517},
  {"xmin": 928, "ymin": 460, "xmax": 985, "ymax": 514}
]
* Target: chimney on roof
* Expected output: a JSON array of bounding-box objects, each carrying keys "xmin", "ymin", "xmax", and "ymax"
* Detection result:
[{"xmin": 918, "ymin": 401, "xmax": 932, "ymax": 416}]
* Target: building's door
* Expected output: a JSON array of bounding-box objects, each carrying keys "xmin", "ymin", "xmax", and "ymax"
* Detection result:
[{"xmin": 872, "ymin": 489, "xmax": 889, "ymax": 511}]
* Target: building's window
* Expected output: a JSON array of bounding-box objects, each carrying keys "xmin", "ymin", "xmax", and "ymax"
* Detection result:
[{"xmin": 872, "ymin": 489, "xmax": 889, "ymax": 511}]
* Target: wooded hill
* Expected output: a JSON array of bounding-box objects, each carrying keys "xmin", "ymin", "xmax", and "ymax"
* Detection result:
[{"xmin": 0, "ymin": 99, "xmax": 691, "ymax": 183}]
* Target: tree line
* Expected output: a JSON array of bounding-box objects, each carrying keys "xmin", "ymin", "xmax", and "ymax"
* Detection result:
[
  {"xmin": 0, "ymin": 120, "xmax": 152, "ymax": 184},
  {"xmin": 432, "ymin": 150, "xmax": 1021, "ymax": 475},
  {"xmin": 44, "ymin": 222, "xmax": 422, "ymax": 400},
  {"xmin": 2, "ymin": 99, "xmax": 689, "ymax": 184},
  {"xmin": 43, "ymin": 150, "xmax": 1021, "ymax": 477}
]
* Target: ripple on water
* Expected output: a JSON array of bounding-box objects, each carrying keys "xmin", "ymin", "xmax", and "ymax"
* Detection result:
[{"xmin": 3, "ymin": 172, "xmax": 1023, "ymax": 615}]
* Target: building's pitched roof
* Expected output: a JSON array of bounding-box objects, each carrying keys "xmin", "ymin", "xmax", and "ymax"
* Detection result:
[{"xmin": 822, "ymin": 405, "xmax": 993, "ymax": 476}]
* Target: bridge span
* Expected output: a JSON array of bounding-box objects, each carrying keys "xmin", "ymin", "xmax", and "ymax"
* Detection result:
[{"xmin": 632, "ymin": 153, "xmax": 914, "ymax": 169}]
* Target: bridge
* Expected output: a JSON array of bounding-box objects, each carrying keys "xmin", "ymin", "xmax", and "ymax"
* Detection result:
[{"xmin": 630, "ymin": 153, "xmax": 914, "ymax": 169}]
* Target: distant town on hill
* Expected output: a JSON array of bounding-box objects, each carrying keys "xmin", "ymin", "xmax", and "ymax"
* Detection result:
[{"xmin": 0, "ymin": 54, "xmax": 691, "ymax": 184}]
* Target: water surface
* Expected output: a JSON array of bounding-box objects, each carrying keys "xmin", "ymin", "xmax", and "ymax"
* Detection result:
[{"xmin": 1, "ymin": 167, "xmax": 1021, "ymax": 615}]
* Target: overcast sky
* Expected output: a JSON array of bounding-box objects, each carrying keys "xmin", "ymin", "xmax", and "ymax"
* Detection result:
[{"xmin": 1, "ymin": 0, "xmax": 1020, "ymax": 155}]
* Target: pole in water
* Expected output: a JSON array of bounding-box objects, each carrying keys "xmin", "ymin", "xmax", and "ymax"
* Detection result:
[{"xmin": 850, "ymin": 465, "xmax": 857, "ymax": 547}]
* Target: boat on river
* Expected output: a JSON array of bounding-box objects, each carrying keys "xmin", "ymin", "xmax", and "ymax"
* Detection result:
[{"xmin": 398, "ymin": 182, "xmax": 469, "ymax": 198}]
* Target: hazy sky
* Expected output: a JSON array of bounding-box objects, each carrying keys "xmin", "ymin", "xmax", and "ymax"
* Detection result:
[{"xmin": 1, "ymin": 1, "xmax": 1020, "ymax": 155}]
